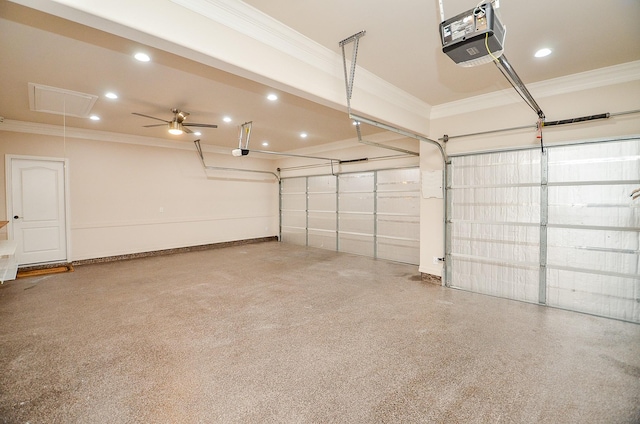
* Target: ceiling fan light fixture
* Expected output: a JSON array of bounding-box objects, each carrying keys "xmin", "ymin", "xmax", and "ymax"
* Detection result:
[{"xmin": 168, "ymin": 121, "xmax": 183, "ymax": 135}]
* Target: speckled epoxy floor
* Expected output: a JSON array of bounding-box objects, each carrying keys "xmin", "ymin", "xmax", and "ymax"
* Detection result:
[{"xmin": 1, "ymin": 241, "xmax": 639, "ymax": 423}]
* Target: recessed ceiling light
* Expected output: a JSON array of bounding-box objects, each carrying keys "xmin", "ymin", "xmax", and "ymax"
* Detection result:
[
  {"xmin": 223, "ymin": 116, "xmax": 232, "ymax": 123},
  {"xmin": 105, "ymin": 92, "xmax": 118, "ymax": 99},
  {"xmin": 267, "ymin": 93, "xmax": 278, "ymax": 101},
  {"xmin": 89, "ymin": 115, "xmax": 100, "ymax": 121},
  {"xmin": 300, "ymin": 132, "xmax": 308, "ymax": 138},
  {"xmin": 193, "ymin": 131, "xmax": 202, "ymax": 136},
  {"xmin": 534, "ymin": 48, "xmax": 552, "ymax": 58},
  {"xmin": 262, "ymin": 141, "xmax": 269, "ymax": 146},
  {"xmin": 134, "ymin": 52, "xmax": 151, "ymax": 62}
]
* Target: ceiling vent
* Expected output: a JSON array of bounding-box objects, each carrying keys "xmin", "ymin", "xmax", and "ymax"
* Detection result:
[{"xmin": 28, "ymin": 83, "xmax": 98, "ymax": 118}]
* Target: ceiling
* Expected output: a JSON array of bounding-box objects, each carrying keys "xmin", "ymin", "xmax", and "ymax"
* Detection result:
[{"xmin": 1, "ymin": 0, "xmax": 639, "ymax": 154}]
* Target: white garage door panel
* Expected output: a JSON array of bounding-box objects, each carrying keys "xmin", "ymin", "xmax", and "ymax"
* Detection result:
[
  {"xmin": 339, "ymin": 213, "xmax": 374, "ymax": 234},
  {"xmin": 448, "ymin": 149, "xmax": 542, "ymax": 303},
  {"xmin": 547, "ymin": 270, "xmax": 639, "ymax": 323},
  {"xmin": 451, "ymin": 257, "xmax": 540, "ymax": 302},
  {"xmin": 281, "ymin": 227, "xmax": 306, "ymax": 245},
  {"xmin": 448, "ymin": 138, "xmax": 640, "ymax": 323},
  {"xmin": 280, "ymin": 176, "xmax": 307, "ymax": 246},
  {"xmin": 377, "ymin": 237, "xmax": 420, "ymax": 265},
  {"xmin": 308, "ymin": 229, "xmax": 335, "ymax": 249},
  {"xmin": 547, "ymin": 228, "xmax": 638, "ymax": 274},
  {"xmin": 281, "ymin": 193, "xmax": 306, "ymax": 211},
  {"xmin": 377, "ymin": 192, "xmax": 419, "ymax": 215},
  {"xmin": 451, "ymin": 222, "xmax": 540, "ymax": 264},
  {"xmin": 450, "ymin": 150, "xmax": 541, "ymax": 187},
  {"xmin": 377, "ymin": 215, "xmax": 419, "ymax": 240},
  {"xmin": 549, "ymin": 185, "xmax": 638, "ymax": 227},
  {"xmin": 339, "ymin": 193, "xmax": 374, "ymax": 213},
  {"xmin": 449, "ymin": 187, "xmax": 540, "ymax": 223},
  {"xmin": 280, "ymin": 168, "xmax": 420, "ymax": 265},
  {"xmin": 545, "ymin": 139, "xmax": 639, "ymax": 322},
  {"xmin": 339, "ymin": 233, "xmax": 374, "ymax": 256},
  {"xmin": 281, "ymin": 210, "xmax": 306, "ymax": 229},
  {"xmin": 548, "ymin": 142, "xmax": 640, "ymax": 182}
]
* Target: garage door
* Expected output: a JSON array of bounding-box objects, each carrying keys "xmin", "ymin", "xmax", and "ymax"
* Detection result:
[
  {"xmin": 446, "ymin": 138, "xmax": 640, "ymax": 323},
  {"xmin": 280, "ymin": 168, "xmax": 420, "ymax": 265}
]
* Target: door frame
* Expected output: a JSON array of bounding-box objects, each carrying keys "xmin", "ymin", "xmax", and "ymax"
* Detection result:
[{"xmin": 5, "ymin": 154, "xmax": 72, "ymax": 265}]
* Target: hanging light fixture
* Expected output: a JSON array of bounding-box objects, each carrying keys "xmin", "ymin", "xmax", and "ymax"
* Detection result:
[{"xmin": 168, "ymin": 120, "xmax": 184, "ymax": 135}]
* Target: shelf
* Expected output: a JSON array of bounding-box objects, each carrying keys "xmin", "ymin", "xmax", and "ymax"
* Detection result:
[{"xmin": 0, "ymin": 240, "xmax": 18, "ymax": 283}]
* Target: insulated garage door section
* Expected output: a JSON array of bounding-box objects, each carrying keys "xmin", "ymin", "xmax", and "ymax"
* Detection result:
[
  {"xmin": 447, "ymin": 138, "xmax": 640, "ymax": 323},
  {"xmin": 447, "ymin": 149, "xmax": 542, "ymax": 303},
  {"xmin": 546, "ymin": 140, "xmax": 640, "ymax": 322}
]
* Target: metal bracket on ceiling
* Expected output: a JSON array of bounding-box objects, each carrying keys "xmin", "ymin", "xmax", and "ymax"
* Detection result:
[
  {"xmin": 339, "ymin": 31, "xmax": 421, "ymax": 157},
  {"xmin": 339, "ymin": 30, "xmax": 366, "ymax": 113}
]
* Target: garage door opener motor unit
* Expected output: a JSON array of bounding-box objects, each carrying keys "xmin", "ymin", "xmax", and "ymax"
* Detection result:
[
  {"xmin": 438, "ymin": 2, "xmax": 545, "ymax": 123},
  {"xmin": 440, "ymin": 2, "xmax": 505, "ymax": 67}
]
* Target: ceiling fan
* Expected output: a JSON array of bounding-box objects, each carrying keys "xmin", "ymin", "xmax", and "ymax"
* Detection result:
[{"xmin": 132, "ymin": 108, "xmax": 218, "ymax": 135}]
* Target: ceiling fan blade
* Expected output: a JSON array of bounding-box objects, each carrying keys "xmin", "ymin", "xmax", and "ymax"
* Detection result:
[
  {"xmin": 183, "ymin": 123, "xmax": 218, "ymax": 128},
  {"xmin": 143, "ymin": 124, "xmax": 167, "ymax": 128},
  {"xmin": 183, "ymin": 126, "xmax": 193, "ymax": 134},
  {"xmin": 132, "ymin": 112, "xmax": 170, "ymax": 123}
]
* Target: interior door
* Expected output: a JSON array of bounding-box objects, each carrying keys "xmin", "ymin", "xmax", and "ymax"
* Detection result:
[{"xmin": 8, "ymin": 157, "xmax": 68, "ymax": 265}]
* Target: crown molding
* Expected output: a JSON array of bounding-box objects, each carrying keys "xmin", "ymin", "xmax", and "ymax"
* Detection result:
[
  {"xmin": 430, "ymin": 60, "xmax": 640, "ymax": 120},
  {"xmin": 170, "ymin": 0, "xmax": 431, "ymax": 119},
  {"xmin": 0, "ymin": 119, "xmax": 230, "ymax": 154},
  {"xmin": 170, "ymin": 0, "xmax": 335, "ymax": 73}
]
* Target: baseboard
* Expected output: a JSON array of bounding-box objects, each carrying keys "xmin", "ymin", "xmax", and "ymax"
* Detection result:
[{"xmin": 72, "ymin": 236, "xmax": 279, "ymax": 266}]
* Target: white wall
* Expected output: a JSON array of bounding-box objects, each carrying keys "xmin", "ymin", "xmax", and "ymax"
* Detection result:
[
  {"xmin": 0, "ymin": 131, "xmax": 279, "ymax": 261},
  {"xmin": 420, "ymin": 79, "xmax": 640, "ymax": 277}
]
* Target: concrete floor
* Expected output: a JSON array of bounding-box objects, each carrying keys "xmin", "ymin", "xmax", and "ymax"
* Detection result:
[{"xmin": 1, "ymin": 241, "xmax": 639, "ymax": 423}]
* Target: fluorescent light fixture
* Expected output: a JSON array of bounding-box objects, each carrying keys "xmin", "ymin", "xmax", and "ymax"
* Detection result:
[
  {"xmin": 223, "ymin": 116, "xmax": 232, "ymax": 123},
  {"xmin": 300, "ymin": 132, "xmax": 308, "ymax": 138},
  {"xmin": 267, "ymin": 93, "xmax": 278, "ymax": 101},
  {"xmin": 168, "ymin": 121, "xmax": 183, "ymax": 135},
  {"xmin": 134, "ymin": 52, "xmax": 151, "ymax": 62},
  {"xmin": 534, "ymin": 48, "xmax": 552, "ymax": 58},
  {"xmin": 105, "ymin": 92, "xmax": 118, "ymax": 99},
  {"xmin": 89, "ymin": 115, "xmax": 100, "ymax": 121}
]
